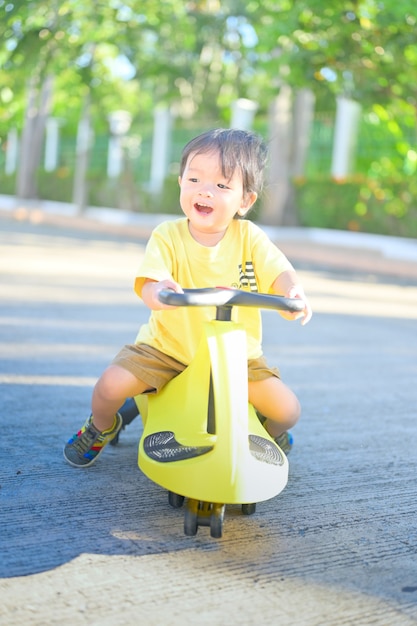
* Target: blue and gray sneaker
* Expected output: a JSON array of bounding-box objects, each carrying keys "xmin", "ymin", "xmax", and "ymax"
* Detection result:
[
  {"xmin": 274, "ymin": 431, "xmax": 294, "ymax": 456},
  {"xmin": 256, "ymin": 411, "xmax": 294, "ymax": 455},
  {"xmin": 63, "ymin": 413, "xmax": 123, "ymax": 468}
]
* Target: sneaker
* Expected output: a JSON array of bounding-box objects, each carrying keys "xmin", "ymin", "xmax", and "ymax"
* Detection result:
[
  {"xmin": 274, "ymin": 431, "xmax": 294, "ymax": 456},
  {"xmin": 256, "ymin": 411, "xmax": 293, "ymax": 456},
  {"xmin": 63, "ymin": 413, "xmax": 123, "ymax": 468}
]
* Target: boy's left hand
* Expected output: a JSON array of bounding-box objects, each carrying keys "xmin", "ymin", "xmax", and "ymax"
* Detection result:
[{"xmin": 280, "ymin": 285, "xmax": 312, "ymax": 326}]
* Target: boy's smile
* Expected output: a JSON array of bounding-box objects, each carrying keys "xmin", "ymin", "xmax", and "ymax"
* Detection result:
[
  {"xmin": 178, "ymin": 150, "xmax": 256, "ymax": 246},
  {"xmin": 194, "ymin": 202, "xmax": 213, "ymax": 215}
]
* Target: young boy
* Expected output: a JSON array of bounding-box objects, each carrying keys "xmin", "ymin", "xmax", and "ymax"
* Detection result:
[{"xmin": 64, "ymin": 128, "xmax": 312, "ymax": 468}]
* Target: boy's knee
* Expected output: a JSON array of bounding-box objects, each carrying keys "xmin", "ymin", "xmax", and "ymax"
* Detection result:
[{"xmin": 94, "ymin": 366, "xmax": 125, "ymax": 400}]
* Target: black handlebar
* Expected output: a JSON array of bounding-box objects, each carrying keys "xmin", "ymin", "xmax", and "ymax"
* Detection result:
[{"xmin": 158, "ymin": 288, "xmax": 304, "ymax": 313}]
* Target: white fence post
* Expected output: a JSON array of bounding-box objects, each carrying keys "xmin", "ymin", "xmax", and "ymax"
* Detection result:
[
  {"xmin": 5, "ymin": 128, "xmax": 18, "ymax": 175},
  {"xmin": 149, "ymin": 106, "xmax": 172, "ymax": 195},
  {"xmin": 230, "ymin": 98, "xmax": 258, "ymax": 130},
  {"xmin": 107, "ymin": 110, "xmax": 132, "ymax": 179},
  {"xmin": 44, "ymin": 117, "xmax": 61, "ymax": 172},
  {"xmin": 331, "ymin": 97, "xmax": 362, "ymax": 180}
]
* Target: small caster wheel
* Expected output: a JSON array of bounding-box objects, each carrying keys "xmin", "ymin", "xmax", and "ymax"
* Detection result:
[
  {"xmin": 184, "ymin": 501, "xmax": 198, "ymax": 536},
  {"xmin": 242, "ymin": 503, "xmax": 256, "ymax": 515},
  {"xmin": 210, "ymin": 504, "xmax": 225, "ymax": 538},
  {"xmin": 168, "ymin": 491, "xmax": 185, "ymax": 508}
]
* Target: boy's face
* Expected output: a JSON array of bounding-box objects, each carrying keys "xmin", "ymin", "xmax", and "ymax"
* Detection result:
[{"xmin": 178, "ymin": 150, "xmax": 257, "ymax": 245}]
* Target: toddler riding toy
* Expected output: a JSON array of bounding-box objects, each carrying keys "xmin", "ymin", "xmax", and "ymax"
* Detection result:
[{"xmin": 120, "ymin": 287, "xmax": 303, "ymax": 538}]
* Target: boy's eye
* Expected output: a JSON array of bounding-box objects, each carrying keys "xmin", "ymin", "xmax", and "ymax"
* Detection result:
[
  {"xmin": 189, "ymin": 177, "xmax": 199, "ymax": 183},
  {"xmin": 217, "ymin": 183, "xmax": 229, "ymax": 189}
]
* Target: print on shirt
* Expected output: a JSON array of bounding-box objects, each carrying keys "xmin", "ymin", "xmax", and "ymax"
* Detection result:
[{"xmin": 238, "ymin": 262, "xmax": 258, "ymax": 292}]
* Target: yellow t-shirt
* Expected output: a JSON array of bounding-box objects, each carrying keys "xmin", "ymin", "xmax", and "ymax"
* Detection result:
[{"xmin": 135, "ymin": 218, "xmax": 293, "ymax": 364}]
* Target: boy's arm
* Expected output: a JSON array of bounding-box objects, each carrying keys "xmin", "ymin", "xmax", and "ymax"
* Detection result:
[
  {"xmin": 141, "ymin": 278, "xmax": 183, "ymax": 310},
  {"xmin": 272, "ymin": 270, "xmax": 312, "ymax": 326}
]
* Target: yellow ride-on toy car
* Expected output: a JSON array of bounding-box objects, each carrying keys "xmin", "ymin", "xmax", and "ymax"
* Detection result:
[{"xmin": 117, "ymin": 287, "xmax": 304, "ymax": 538}]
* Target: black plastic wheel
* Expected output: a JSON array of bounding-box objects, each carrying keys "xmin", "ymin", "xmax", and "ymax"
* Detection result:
[
  {"xmin": 210, "ymin": 505, "xmax": 225, "ymax": 538},
  {"xmin": 242, "ymin": 503, "xmax": 256, "ymax": 515},
  {"xmin": 184, "ymin": 504, "xmax": 198, "ymax": 536},
  {"xmin": 168, "ymin": 491, "xmax": 185, "ymax": 508}
]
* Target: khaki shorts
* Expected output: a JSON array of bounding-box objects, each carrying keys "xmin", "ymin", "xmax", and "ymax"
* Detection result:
[{"xmin": 112, "ymin": 343, "xmax": 280, "ymax": 393}]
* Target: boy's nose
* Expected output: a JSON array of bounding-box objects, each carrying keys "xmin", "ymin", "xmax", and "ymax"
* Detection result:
[{"xmin": 198, "ymin": 188, "xmax": 214, "ymax": 197}]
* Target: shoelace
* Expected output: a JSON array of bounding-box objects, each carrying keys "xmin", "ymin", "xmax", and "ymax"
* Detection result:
[{"xmin": 72, "ymin": 424, "xmax": 99, "ymax": 453}]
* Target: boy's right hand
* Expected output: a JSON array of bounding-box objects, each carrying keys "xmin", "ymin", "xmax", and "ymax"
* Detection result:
[{"xmin": 142, "ymin": 279, "xmax": 183, "ymax": 310}]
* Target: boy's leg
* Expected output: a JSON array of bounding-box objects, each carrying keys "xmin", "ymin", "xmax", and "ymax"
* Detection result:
[
  {"xmin": 248, "ymin": 377, "xmax": 300, "ymax": 454},
  {"xmin": 64, "ymin": 365, "xmax": 151, "ymax": 468},
  {"xmin": 110, "ymin": 397, "xmax": 140, "ymax": 446},
  {"xmin": 91, "ymin": 364, "xmax": 149, "ymax": 431}
]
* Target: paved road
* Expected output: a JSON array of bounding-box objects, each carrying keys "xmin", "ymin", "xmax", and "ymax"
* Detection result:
[{"xmin": 1, "ymin": 213, "xmax": 417, "ymax": 625}]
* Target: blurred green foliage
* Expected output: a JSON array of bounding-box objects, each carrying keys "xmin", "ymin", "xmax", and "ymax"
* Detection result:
[
  {"xmin": 0, "ymin": 1, "xmax": 416, "ymax": 235},
  {"xmin": 295, "ymin": 176, "xmax": 417, "ymax": 237}
]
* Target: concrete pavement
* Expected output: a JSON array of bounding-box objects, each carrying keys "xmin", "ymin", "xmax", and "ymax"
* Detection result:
[
  {"xmin": 1, "ymin": 193, "xmax": 417, "ymax": 280},
  {"xmin": 1, "ymin": 199, "xmax": 417, "ymax": 625}
]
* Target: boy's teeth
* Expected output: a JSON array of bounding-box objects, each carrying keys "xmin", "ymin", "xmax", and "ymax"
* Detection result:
[{"xmin": 195, "ymin": 202, "xmax": 212, "ymax": 211}]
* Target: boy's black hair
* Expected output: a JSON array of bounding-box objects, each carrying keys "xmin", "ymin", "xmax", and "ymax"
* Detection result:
[{"xmin": 179, "ymin": 128, "xmax": 268, "ymax": 199}]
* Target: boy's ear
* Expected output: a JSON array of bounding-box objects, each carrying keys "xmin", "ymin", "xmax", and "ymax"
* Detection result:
[
  {"xmin": 178, "ymin": 176, "xmax": 182, "ymax": 186},
  {"xmin": 237, "ymin": 191, "xmax": 257, "ymax": 216}
]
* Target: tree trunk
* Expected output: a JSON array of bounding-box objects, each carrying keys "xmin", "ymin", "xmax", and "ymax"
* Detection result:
[
  {"xmin": 263, "ymin": 86, "xmax": 316, "ymax": 226},
  {"xmin": 292, "ymin": 88, "xmax": 316, "ymax": 179},
  {"xmin": 16, "ymin": 75, "xmax": 54, "ymax": 199},
  {"xmin": 72, "ymin": 96, "xmax": 93, "ymax": 213},
  {"xmin": 263, "ymin": 85, "xmax": 293, "ymax": 226}
]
